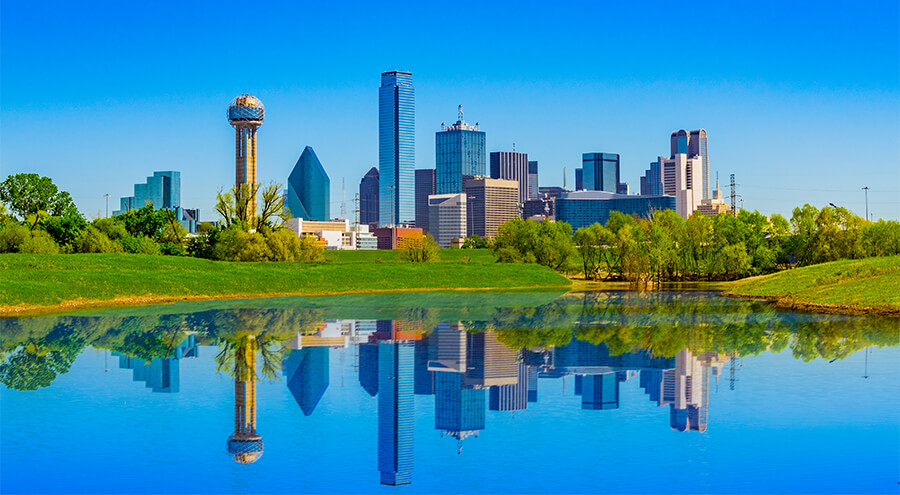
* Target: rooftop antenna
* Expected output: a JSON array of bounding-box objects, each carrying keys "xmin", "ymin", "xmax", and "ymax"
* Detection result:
[
  {"xmin": 563, "ymin": 167, "xmax": 567, "ymax": 190},
  {"xmin": 458, "ymin": 104, "xmax": 463, "ymax": 122},
  {"xmin": 512, "ymin": 142, "xmax": 516, "ymax": 152}
]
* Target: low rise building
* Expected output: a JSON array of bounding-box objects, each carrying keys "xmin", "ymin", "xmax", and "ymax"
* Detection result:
[
  {"xmin": 285, "ymin": 218, "xmax": 376, "ymax": 250},
  {"xmin": 554, "ymin": 190, "xmax": 677, "ymax": 230},
  {"xmin": 372, "ymin": 227, "xmax": 424, "ymax": 250}
]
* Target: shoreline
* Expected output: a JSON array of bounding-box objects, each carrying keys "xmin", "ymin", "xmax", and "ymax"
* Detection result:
[
  {"xmin": 721, "ymin": 291, "xmax": 900, "ymax": 317},
  {"xmin": 0, "ymin": 284, "xmax": 572, "ymax": 318}
]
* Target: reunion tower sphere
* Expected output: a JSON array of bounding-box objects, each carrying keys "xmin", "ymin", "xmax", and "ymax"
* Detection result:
[{"xmin": 227, "ymin": 94, "xmax": 265, "ymax": 125}]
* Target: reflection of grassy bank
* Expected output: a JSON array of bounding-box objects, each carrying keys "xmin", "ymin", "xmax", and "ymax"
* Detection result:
[
  {"xmin": 725, "ymin": 255, "xmax": 900, "ymax": 316},
  {"xmin": 0, "ymin": 252, "xmax": 570, "ymax": 316}
]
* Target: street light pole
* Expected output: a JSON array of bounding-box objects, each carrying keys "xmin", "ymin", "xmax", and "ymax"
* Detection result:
[
  {"xmin": 862, "ymin": 186, "xmax": 869, "ymax": 221},
  {"xmin": 104, "ymin": 194, "xmax": 110, "ymax": 218}
]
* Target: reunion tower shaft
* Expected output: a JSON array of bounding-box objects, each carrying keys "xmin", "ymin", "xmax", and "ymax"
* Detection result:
[{"xmin": 228, "ymin": 95, "xmax": 265, "ymax": 216}]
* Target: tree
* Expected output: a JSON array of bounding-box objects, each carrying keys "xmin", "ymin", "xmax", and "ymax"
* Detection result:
[
  {"xmin": 43, "ymin": 211, "xmax": 88, "ymax": 247},
  {"xmin": 0, "ymin": 173, "xmax": 79, "ymax": 218},
  {"xmin": 256, "ymin": 183, "xmax": 289, "ymax": 230},
  {"xmin": 216, "ymin": 183, "xmax": 258, "ymax": 230},
  {"xmin": 119, "ymin": 203, "xmax": 166, "ymax": 239},
  {"xmin": 399, "ymin": 233, "xmax": 440, "ymax": 262}
]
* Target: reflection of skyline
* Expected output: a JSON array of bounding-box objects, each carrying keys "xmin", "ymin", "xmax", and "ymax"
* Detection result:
[
  {"xmin": 112, "ymin": 334, "xmax": 198, "ymax": 393},
  {"xmin": 226, "ymin": 336, "xmax": 263, "ymax": 464}
]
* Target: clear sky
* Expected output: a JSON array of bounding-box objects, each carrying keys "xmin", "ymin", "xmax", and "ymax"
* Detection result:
[{"xmin": 2, "ymin": 0, "xmax": 898, "ymax": 221}]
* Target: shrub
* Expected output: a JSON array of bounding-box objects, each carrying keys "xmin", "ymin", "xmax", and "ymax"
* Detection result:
[
  {"xmin": 73, "ymin": 226, "xmax": 122, "ymax": 253},
  {"xmin": 120, "ymin": 235, "xmax": 161, "ymax": 255},
  {"xmin": 19, "ymin": 230, "xmax": 60, "ymax": 254},
  {"xmin": 399, "ymin": 233, "xmax": 440, "ymax": 262},
  {"xmin": 94, "ymin": 217, "xmax": 129, "ymax": 241},
  {"xmin": 0, "ymin": 224, "xmax": 29, "ymax": 253}
]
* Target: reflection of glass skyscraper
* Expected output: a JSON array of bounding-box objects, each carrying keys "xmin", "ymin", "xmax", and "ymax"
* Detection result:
[
  {"xmin": 465, "ymin": 330, "xmax": 518, "ymax": 387},
  {"xmin": 379, "ymin": 71, "xmax": 415, "ymax": 226},
  {"xmin": 112, "ymin": 335, "xmax": 198, "ymax": 393},
  {"xmin": 580, "ymin": 373, "xmax": 620, "ymax": 410},
  {"xmin": 414, "ymin": 337, "xmax": 434, "ymax": 395},
  {"xmin": 359, "ymin": 342, "xmax": 378, "ymax": 397},
  {"xmin": 435, "ymin": 106, "xmax": 485, "ymax": 194},
  {"xmin": 638, "ymin": 349, "xmax": 726, "ymax": 432},
  {"xmin": 489, "ymin": 362, "xmax": 527, "ymax": 412},
  {"xmin": 435, "ymin": 372, "xmax": 485, "ymax": 442},
  {"xmin": 287, "ymin": 146, "xmax": 331, "ymax": 221},
  {"xmin": 283, "ymin": 347, "xmax": 330, "ymax": 416},
  {"xmin": 377, "ymin": 341, "xmax": 415, "ymax": 485}
]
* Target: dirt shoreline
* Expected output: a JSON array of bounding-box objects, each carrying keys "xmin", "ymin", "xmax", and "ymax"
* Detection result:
[
  {"xmin": 0, "ymin": 284, "xmax": 573, "ymax": 318},
  {"xmin": 722, "ymin": 291, "xmax": 900, "ymax": 317}
]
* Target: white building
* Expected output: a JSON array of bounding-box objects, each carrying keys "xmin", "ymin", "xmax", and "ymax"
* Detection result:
[
  {"xmin": 660, "ymin": 153, "xmax": 704, "ymax": 218},
  {"xmin": 285, "ymin": 218, "xmax": 376, "ymax": 250},
  {"xmin": 428, "ymin": 193, "xmax": 467, "ymax": 248}
]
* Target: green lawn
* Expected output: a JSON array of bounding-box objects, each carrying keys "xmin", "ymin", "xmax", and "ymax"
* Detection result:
[
  {"xmin": 726, "ymin": 255, "xmax": 900, "ymax": 312},
  {"xmin": 0, "ymin": 251, "xmax": 570, "ymax": 314}
]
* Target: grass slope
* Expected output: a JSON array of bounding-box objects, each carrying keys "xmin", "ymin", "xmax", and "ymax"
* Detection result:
[
  {"xmin": 726, "ymin": 255, "xmax": 900, "ymax": 315},
  {"xmin": 0, "ymin": 251, "xmax": 570, "ymax": 315}
]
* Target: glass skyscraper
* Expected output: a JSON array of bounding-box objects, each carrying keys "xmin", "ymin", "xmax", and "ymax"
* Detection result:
[
  {"xmin": 582, "ymin": 153, "xmax": 619, "ymax": 193},
  {"xmin": 414, "ymin": 169, "xmax": 435, "ymax": 233},
  {"xmin": 287, "ymin": 146, "xmax": 330, "ymax": 221},
  {"xmin": 670, "ymin": 129, "xmax": 709, "ymax": 199},
  {"xmin": 435, "ymin": 106, "xmax": 485, "ymax": 195},
  {"xmin": 527, "ymin": 161, "xmax": 539, "ymax": 200},
  {"xmin": 378, "ymin": 341, "xmax": 415, "ymax": 485},
  {"xmin": 359, "ymin": 167, "xmax": 379, "ymax": 226},
  {"xmin": 379, "ymin": 71, "xmax": 415, "ymax": 226},
  {"xmin": 112, "ymin": 170, "xmax": 198, "ymax": 233}
]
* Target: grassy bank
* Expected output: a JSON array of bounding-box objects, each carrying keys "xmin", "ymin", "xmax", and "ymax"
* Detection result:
[
  {"xmin": 725, "ymin": 255, "xmax": 900, "ymax": 316},
  {"xmin": 0, "ymin": 251, "xmax": 570, "ymax": 316}
]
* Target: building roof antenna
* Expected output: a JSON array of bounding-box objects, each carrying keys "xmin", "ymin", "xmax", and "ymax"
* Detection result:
[{"xmin": 458, "ymin": 104, "xmax": 463, "ymax": 122}]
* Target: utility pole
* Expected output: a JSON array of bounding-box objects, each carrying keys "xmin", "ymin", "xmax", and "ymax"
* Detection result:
[
  {"xmin": 104, "ymin": 194, "xmax": 110, "ymax": 217},
  {"xmin": 862, "ymin": 186, "xmax": 869, "ymax": 221},
  {"xmin": 353, "ymin": 193, "xmax": 360, "ymax": 228},
  {"xmin": 730, "ymin": 174, "xmax": 737, "ymax": 216}
]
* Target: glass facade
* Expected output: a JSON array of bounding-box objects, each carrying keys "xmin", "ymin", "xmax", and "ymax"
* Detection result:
[
  {"xmin": 527, "ymin": 161, "xmax": 539, "ymax": 200},
  {"xmin": 435, "ymin": 127, "xmax": 485, "ymax": 195},
  {"xmin": 378, "ymin": 342, "xmax": 415, "ymax": 485},
  {"xmin": 287, "ymin": 146, "xmax": 330, "ymax": 221},
  {"xmin": 414, "ymin": 169, "xmax": 435, "ymax": 233},
  {"xmin": 113, "ymin": 171, "xmax": 196, "ymax": 232},
  {"xmin": 554, "ymin": 191, "xmax": 677, "ymax": 230},
  {"xmin": 575, "ymin": 167, "xmax": 583, "ymax": 191},
  {"xmin": 670, "ymin": 129, "xmax": 708, "ymax": 199},
  {"xmin": 379, "ymin": 71, "xmax": 415, "ymax": 226},
  {"xmin": 640, "ymin": 160, "xmax": 663, "ymax": 196},
  {"xmin": 581, "ymin": 153, "xmax": 619, "ymax": 193},
  {"xmin": 359, "ymin": 167, "xmax": 379, "ymax": 225}
]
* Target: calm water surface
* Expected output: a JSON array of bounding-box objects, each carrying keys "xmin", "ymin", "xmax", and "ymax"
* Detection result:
[{"xmin": 1, "ymin": 291, "xmax": 898, "ymax": 494}]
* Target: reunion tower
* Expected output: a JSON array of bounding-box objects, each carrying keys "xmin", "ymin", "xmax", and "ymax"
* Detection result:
[{"xmin": 227, "ymin": 95, "xmax": 265, "ymax": 215}]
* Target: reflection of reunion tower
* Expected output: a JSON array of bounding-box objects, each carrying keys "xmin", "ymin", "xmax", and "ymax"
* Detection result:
[
  {"xmin": 228, "ymin": 95, "xmax": 265, "ymax": 216},
  {"xmin": 228, "ymin": 335, "xmax": 263, "ymax": 463}
]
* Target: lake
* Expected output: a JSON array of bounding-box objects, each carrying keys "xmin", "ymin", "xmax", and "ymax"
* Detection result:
[{"xmin": 1, "ymin": 291, "xmax": 897, "ymax": 494}]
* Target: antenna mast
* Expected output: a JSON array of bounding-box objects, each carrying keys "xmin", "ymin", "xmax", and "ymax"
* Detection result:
[{"xmin": 341, "ymin": 177, "xmax": 347, "ymax": 219}]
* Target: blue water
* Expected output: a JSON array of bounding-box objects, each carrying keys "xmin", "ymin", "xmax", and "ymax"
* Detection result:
[{"xmin": 1, "ymin": 292, "xmax": 897, "ymax": 494}]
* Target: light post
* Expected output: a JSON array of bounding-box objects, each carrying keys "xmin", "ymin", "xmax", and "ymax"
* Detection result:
[
  {"xmin": 104, "ymin": 194, "xmax": 110, "ymax": 218},
  {"xmin": 862, "ymin": 186, "xmax": 869, "ymax": 221}
]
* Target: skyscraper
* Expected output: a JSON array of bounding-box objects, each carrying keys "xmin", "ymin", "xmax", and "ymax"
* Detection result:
[
  {"xmin": 287, "ymin": 146, "xmax": 330, "ymax": 221},
  {"xmin": 414, "ymin": 169, "xmax": 435, "ymax": 233},
  {"xmin": 359, "ymin": 167, "xmax": 379, "ymax": 226},
  {"xmin": 428, "ymin": 193, "xmax": 467, "ymax": 248},
  {"xmin": 575, "ymin": 167, "xmax": 583, "ymax": 191},
  {"xmin": 490, "ymin": 151, "xmax": 529, "ymax": 204},
  {"xmin": 670, "ymin": 129, "xmax": 709, "ymax": 199},
  {"xmin": 463, "ymin": 176, "xmax": 519, "ymax": 239},
  {"xmin": 379, "ymin": 71, "xmax": 415, "ymax": 226},
  {"xmin": 582, "ymin": 153, "xmax": 619, "ymax": 193},
  {"xmin": 436, "ymin": 106, "xmax": 485, "ymax": 194},
  {"xmin": 112, "ymin": 171, "xmax": 198, "ymax": 233},
  {"xmin": 228, "ymin": 94, "xmax": 265, "ymax": 216},
  {"xmin": 527, "ymin": 161, "xmax": 539, "ymax": 200}
]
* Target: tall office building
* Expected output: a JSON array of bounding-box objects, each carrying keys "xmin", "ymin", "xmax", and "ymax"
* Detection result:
[
  {"xmin": 582, "ymin": 153, "xmax": 620, "ymax": 193},
  {"xmin": 434, "ymin": 372, "xmax": 485, "ymax": 442},
  {"xmin": 463, "ymin": 176, "xmax": 519, "ymax": 239},
  {"xmin": 112, "ymin": 171, "xmax": 198, "ymax": 233},
  {"xmin": 436, "ymin": 106, "xmax": 485, "ymax": 194},
  {"xmin": 379, "ymin": 71, "xmax": 415, "ymax": 226},
  {"xmin": 527, "ymin": 161, "xmax": 539, "ymax": 200},
  {"xmin": 639, "ymin": 154, "xmax": 703, "ymax": 218},
  {"xmin": 287, "ymin": 146, "xmax": 330, "ymax": 221},
  {"xmin": 414, "ymin": 169, "xmax": 436, "ymax": 233},
  {"xmin": 670, "ymin": 129, "xmax": 709, "ymax": 199},
  {"xmin": 359, "ymin": 167, "xmax": 379, "ymax": 226},
  {"xmin": 575, "ymin": 167, "xmax": 583, "ymax": 191},
  {"xmin": 228, "ymin": 94, "xmax": 265, "ymax": 216},
  {"xmin": 464, "ymin": 330, "xmax": 518, "ymax": 388},
  {"xmin": 490, "ymin": 151, "xmax": 529, "ymax": 204},
  {"xmin": 428, "ymin": 193, "xmax": 467, "ymax": 248},
  {"xmin": 378, "ymin": 341, "xmax": 415, "ymax": 485},
  {"xmin": 428, "ymin": 322, "xmax": 468, "ymax": 373},
  {"xmin": 489, "ymin": 362, "xmax": 528, "ymax": 412},
  {"xmin": 640, "ymin": 160, "xmax": 663, "ymax": 196}
]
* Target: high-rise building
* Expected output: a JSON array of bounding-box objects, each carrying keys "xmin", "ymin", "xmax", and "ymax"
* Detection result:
[
  {"xmin": 112, "ymin": 171, "xmax": 198, "ymax": 233},
  {"xmin": 379, "ymin": 71, "xmax": 415, "ymax": 226},
  {"xmin": 414, "ymin": 169, "xmax": 436, "ymax": 233},
  {"xmin": 434, "ymin": 372, "xmax": 485, "ymax": 442},
  {"xmin": 639, "ymin": 154, "xmax": 703, "ymax": 218},
  {"xmin": 359, "ymin": 167, "xmax": 379, "ymax": 226},
  {"xmin": 427, "ymin": 193, "xmax": 467, "ymax": 248},
  {"xmin": 463, "ymin": 176, "xmax": 519, "ymax": 239},
  {"xmin": 228, "ymin": 95, "xmax": 265, "ymax": 216},
  {"xmin": 554, "ymin": 190, "xmax": 677, "ymax": 230},
  {"xmin": 489, "ymin": 362, "xmax": 528, "ymax": 412},
  {"xmin": 286, "ymin": 146, "xmax": 330, "ymax": 221},
  {"xmin": 527, "ymin": 161, "xmax": 539, "ymax": 200},
  {"xmin": 464, "ymin": 330, "xmax": 518, "ymax": 388},
  {"xmin": 377, "ymin": 341, "xmax": 415, "ymax": 485},
  {"xmin": 428, "ymin": 322, "xmax": 467, "ymax": 373},
  {"xmin": 575, "ymin": 167, "xmax": 583, "ymax": 191},
  {"xmin": 489, "ymin": 151, "xmax": 529, "ymax": 204},
  {"xmin": 640, "ymin": 160, "xmax": 663, "ymax": 196},
  {"xmin": 436, "ymin": 106, "xmax": 485, "ymax": 195},
  {"xmin": 670, "ymin": 129, "xmax": 709, "ymax": 199},
  {"xmin": 582, "ymin": 153, "xmax": 620, "ymax": 193}
]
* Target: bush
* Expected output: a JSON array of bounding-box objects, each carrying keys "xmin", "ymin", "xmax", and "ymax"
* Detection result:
[
  {"xmin": 19, "ymin": 230, "xmax": 60, "ymax": 254},
  {"xmin": 0, "ymin": 224, "xmax": 29, "ymax": 253},
  {"xmin": 73, "ymin": 226, "xmax": 122, "ymax": 253},
  {"xmin": 120, "ymin": 235, "xmax": 161, "ymax": 255},
  {"xmin": 94, "ymin": 217, "xmax": 129, "ymax": 241},
  {"xmin": 399, "ymin": 233, "xmax": 440, "ymax": 262}
]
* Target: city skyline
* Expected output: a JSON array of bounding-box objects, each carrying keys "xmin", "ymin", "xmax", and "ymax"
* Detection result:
[{"xmin": 1, "ymin": 2, "xmax": 897, "ymax": 222}]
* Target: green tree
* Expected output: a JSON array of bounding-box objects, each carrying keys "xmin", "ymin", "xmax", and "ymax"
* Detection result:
[
  {"xmin": 43, "ymin": 211, "xmax": 88, "ymax": 247},
  {"xmin": 0, "ymin": 173, "xmax": 79, "ymax": 218},
  {"xmin": 73, "ymin": 226, "xmax": 122, "ymax": 253},
  {"xmin": 399, "ymin": 233, "xmax": 440, "ymax": 262}
]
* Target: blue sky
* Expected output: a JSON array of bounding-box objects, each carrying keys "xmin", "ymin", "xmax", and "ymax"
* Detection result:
[{"xmin": 2, "ymin": 0, "xmax": 898, "ymax": 221}]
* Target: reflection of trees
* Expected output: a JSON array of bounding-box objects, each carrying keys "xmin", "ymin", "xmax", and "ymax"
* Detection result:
[{"xmin": 0, "ymin": 341, "xmax": 79, "ymax": 391}]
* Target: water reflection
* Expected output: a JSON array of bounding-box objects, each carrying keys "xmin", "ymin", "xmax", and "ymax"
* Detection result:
[{"xmin": 1, "ymin": 291, "xmax": 897, "ymax": 488}]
